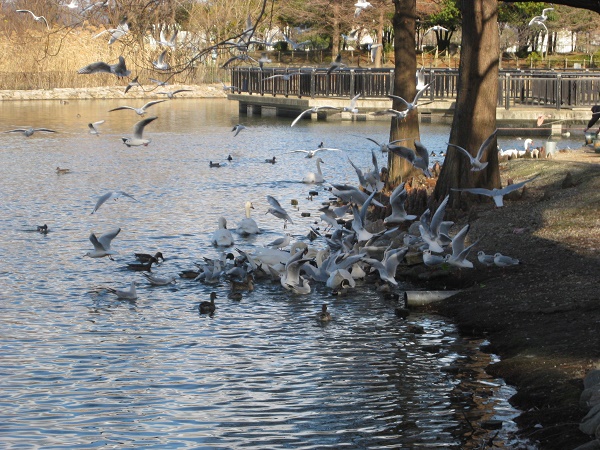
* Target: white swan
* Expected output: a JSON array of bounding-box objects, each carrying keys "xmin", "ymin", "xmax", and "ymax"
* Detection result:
[
  {"xmin": 236, "ymin": 201, "xmax": 259, "ymax": 236},
  {"xmin": 501, "ymin": 138, "xmax": 533, "ymax": 159},
  {"xmin": 211, "ymin": 217, "xmax": 234, "ymax": 246},
  {"xmin": 302, "ymin": 157, "xmax": 325, "ymax": 184}
]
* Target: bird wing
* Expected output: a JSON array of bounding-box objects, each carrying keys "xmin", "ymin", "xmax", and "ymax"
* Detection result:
[
  {"xmin": 498, "ymin": 175, "xmax": 539, "ymax": 195},
  {"xmin": 452, "ymin": 187, "xmax": 494, "ymax": 197},
  {"xmin": 388, "ymin": 94, "xmax": 410, "ymax": 109},
  {"xmin": 349, "ymin": 93, "xmax": 361, "ymax": 109},
  {"xmin": 266, "ymin": 195, "xmax": 283, "ymax": 210},
  {"xmin": 33, "ymin": 128, "xmax": 56, "ymax": 133},
  {"xmin": 109, "ymin": 106, "xmax": 135, "ymax": 112},
  {"xmin": 133, "ymin": 116, "xmax": 158, "ymax": 139},
  {"xmin": 447, "ymin": 143, "xmax": 475, "ymax": 162},
  {"xmin": 78, "ymin": 61, "xmax": 111, "ymax": 74},
  {"xmin": 388, "ymin": 145, "xmax": 416, "ymax": 164},
  {"xmin": 291, "ymin": 108, "xmax": 313, "ymax": 127},
  {"xmin": 89, "ymin": 232, "xmax": 105, "ymax": 251},
  {"xmin": 98, "ymin": 228, "xmax": 121, "ymax": 250},
  {"xmin": 91, "ymin": 191, "xmax": 113, "ymax": 214},
  {"xmin": 413, "ymin": 83, "xmax": 431, "ymax": 105},
  {"xmin": 476, "ymin": 129, "xmax": 498, "ymax": 160},
  {"xmin": 413, "ymin": 140, "xmax": 430, "ymax": 165},
  {"xmin": 112, "ymin": 56, "xmax": 130, "ymax": 76},
  {"xmin": 142, "ymin": 100, "xmax": 167, "ymax": 110},
  {"xmin": 172, "ymin": 89, "xmax": 192, "ymax": 95},
  {"xmin": 450, "ymin": 224, "xmax": 470, "ymax": 258}
]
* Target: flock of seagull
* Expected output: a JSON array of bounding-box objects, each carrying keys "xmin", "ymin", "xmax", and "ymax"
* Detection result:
[{"xmin": 8, "ymin": 4, "xmax": 543, "ymax": 320}]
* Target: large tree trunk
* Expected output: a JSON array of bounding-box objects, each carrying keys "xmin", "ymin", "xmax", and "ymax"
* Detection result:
[
  {"xmin": 331, "ymin": 3, "xmax": 341, "ymax": 58},
  {"xmin": 387, "ymin": 0, "xmax": 421, "ymax": 189},
  {"xmin": 433, "ymin": 0, "xmax": 500, "ymax": 209}
]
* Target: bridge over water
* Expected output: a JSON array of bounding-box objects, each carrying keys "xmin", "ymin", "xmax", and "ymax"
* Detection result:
[{"xmin": 228, "ymin": 67, "xmax": 600, "ymax": 133}]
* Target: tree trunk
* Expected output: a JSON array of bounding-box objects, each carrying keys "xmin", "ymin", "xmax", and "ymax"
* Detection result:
[
  {"xmin": 374, "ymin": 9, "xmax": 384, "ymax": 68},
  {"xmin": 432, "ymin": 0, "xmax": 500, "ymax": 209},
  {"xmin": 387, "ymin": 0, "xmax": 421, "ymax": 189},
  {"xmin": 331, "ymin": 3, "xmax": 341, "ymax": 58}
]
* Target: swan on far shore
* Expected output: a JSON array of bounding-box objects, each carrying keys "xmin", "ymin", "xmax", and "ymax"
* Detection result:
[{"xmin": 499, "ymin": 138, "xmax": 533, "ymax": 159}]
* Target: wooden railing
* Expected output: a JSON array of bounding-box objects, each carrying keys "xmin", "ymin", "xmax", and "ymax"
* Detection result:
[{"xmin": 230, "ymin": 67, "xmax": 600, "ymax": 110}]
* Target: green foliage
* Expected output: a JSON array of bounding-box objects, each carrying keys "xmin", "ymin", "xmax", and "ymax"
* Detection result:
[{"xmin": 427, "ymin": 0, "xmax": 461, "ymax": 30}]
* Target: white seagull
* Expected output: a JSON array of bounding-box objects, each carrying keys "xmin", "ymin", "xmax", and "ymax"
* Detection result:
[
  {"xmin": 5, "ymin": 127, "xmax": 56, "ymax": 137},
  {"xmin": 232, "ymin": 124, "xmax": 246, "ymax": 136},
  {"xmin": 157, "ymin": 89, "xmax": 193, "ymax": 99},
  {"xmin": 16, "ymin": 10, "xmax": 49, "ymax": 29},
  {"xmin": 354, "ymin": 0, "xmax": 372, "ymax": 17},
  {"xmin": 121, "ymin": 116, "xmax": 158, "ymax": 147},
  {"xmin": 287, "ymin": 146, "xmax": 341, "ymax": 158},
  {"xmin": 291, "ymin": 105, "xmax": 341, "ymax": 127},
  {"xmin": 85, "ymin": 228, "xmax": 121, "ymax": 259},
  {"xmin": 109, "ymin": 100, "xmax": 166, "ymax": 116},
  {"xmin": 388, "ymin": 83, "xmax": 431, "ymax": 114},
  {"xmin": 416, "ymin": 66, "xmax": 427, "ymax": 90},
  {"xmin": 106, "ymin": 281, "xmax": 137, "ymax": 300},
  {"xmin": 443, "ymin": 224, "xmax": 478, "ymax": 269},
  {"xmin": 423, "ymin": 25, "xmax": 449, "ymax": 36},
  {"xmin": 388, "ymin": 141, "xmax": 432, "ymax": 177},
  {"xmin": 262, "ymin": 72, "xmax": 302, "ymax": 82},
  {"xmin": 282, "ymin": 34, "xmax": 311, "ymax": 51},
  {"xmin": 528, "ymin": 8, "xmax": 554, "ymax": 32},
  {"xmin": 493, "ymin": 253, "xmax": 521, "ymax": 267},
  {"xmin": 477, "ymin": 251, "xmax": 496, "ymax": 267},
  {"xmin": 451, "ymin": 175, "xmax": 539, "ymax": 207},
  {"xmin": 368, "ymin": 43, "xmax": 383, "ymax": 63},
  {"xmin": 266, "ymin": 195, "xmax": 294, "ymax": 228},
  {"xmin": 384, "ymin": 182, "xmax": 417, "ymax": 225},
  {"xmin": 142, "ymin": 273, "xmax": 177, "ymax": 286},
  {"xmin": 342, "ymin": 93, "xmax": 361, "ymax": 114},
  {"xmin": 152, "ymin": 50, "xmax": 170, "ymax": 71},
  {"xmin": 91, "ymin": 191, "xmax": 138, "ymax": 214},
  {"xmin": 158, "ymin": 28, "xmax": 178, "ymax": 49},
  {"xmin": 77, "ymin": 56, "xmax": 131, "ymax": 77},
  {"xmin": 447, "ymin": 129, "xmax": 498, "ymax": 172},
  {"xmin": 93, "ymin": 16, "xmax": 129, "ymax": 45}
]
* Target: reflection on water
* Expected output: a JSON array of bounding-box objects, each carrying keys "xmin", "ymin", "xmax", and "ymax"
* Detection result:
[{"xmin": 0, "ymin": 98, "xmax": 540, "ymax": 448}]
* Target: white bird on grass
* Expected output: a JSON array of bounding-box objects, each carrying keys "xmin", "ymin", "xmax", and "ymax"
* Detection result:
[
  {"xmin": 121, "ymin": 116, "xmax": 158, "ymax": 147},
  {"xmin": 16, "ymin": 10, "xmax": 49, "ymax": 29},
  {"xmin": 477, "ymin": 251, "xmax": 496, "ymax": 267},
  {"xmin": 302, "ymin": 157, "xmax": 325, "ymax": 184},
  {"xmin": 290, "ymin": 105, "xmax": 341, "ymax": 127},
  {"xmin": 211, "ymin": 217, "xmax": 235, "ymax": 247},
  {"xmin": 447, "ymin": 129, "xmax": 498, "ymax": 172},
  {"xmin": 493, "ymin": 253, "xmax": 520, "ymax": 267},
  {"xmin": 77, "ymin": 56, "xmax": 131, "ymax": 77},
  {"xmin": 443, "ymin": 224, "xmax": 478, "ymax": 269},
  {"xmin": 452, "ymin": 175, "xmax": 539, "ymax": 208},
  {"xmin": 106, "ymin": 281, "xmax": 137, "ymax": 300},
  {"xmin": 91, "ymin": 191, "xmax": 138, "ymax": 214},
  {"xmin": 422, "ymin": 249, "xmax": 446, "ymax": 267},
  {"xmin": 109, "ymin": 100, "xmax": 166, "ymax": 116},
  {"xmin": 85, "ymin": 228, "xmax": 121, "ymax": 259},
  {"xmin": 388, "ymin": 140, "xmax": 432, "ymax": 177}
]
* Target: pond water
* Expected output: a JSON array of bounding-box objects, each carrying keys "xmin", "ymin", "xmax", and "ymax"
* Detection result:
[{"xmin": 0, "ymin": 98, "xmax": 555, "ymax": 448}]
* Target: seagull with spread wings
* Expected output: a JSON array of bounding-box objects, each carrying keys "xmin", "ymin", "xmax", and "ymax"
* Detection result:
[
  {"xmin": 77, "ymin": 56, "xmax": 131, "ymax": 77},
  {"xmin": 121, "ymin": 116, "xmax": 158, "ymax": 147},
  {"xmin": 447, "ymin": 129, "xmax": 498, "ymax": 172},
  {"xmin": 388, "ymin": 141, "xmax": 432, "ymax": 177},
  {"xmin": 452, "ymin": 175, "xmax": 539, "ymax": 207},
  {"xmin": 109, "ymin": 100, "xmax": 166, "ymax": 116},
  {"xmin": 16, "ymin": 9, "xmax": 49, "ymax": 29},
  {"xmin": 290, "ymin": 105, "xmax": 341, "ymax": 127}
]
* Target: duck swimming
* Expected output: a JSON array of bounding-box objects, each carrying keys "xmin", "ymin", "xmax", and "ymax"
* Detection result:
[
  {"xmin": 199, "ymin": 292, "xmax": 217, "ymax": 314},
  {"xmin": 318, "ymin": 304, "xmax": 332, "ymax": 321}
]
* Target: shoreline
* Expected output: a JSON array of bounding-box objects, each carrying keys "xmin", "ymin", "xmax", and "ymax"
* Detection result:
[{"xmin": 405, "ymin": 147, "xmax": 600, "ymax": 449}]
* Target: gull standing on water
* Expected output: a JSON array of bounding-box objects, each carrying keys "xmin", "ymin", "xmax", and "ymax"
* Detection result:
[
  {"xmin": 109, "ymin": 100, "xmax": 166, "ymax": 116},
  {"xmin": 121, "ymin": 116, "xmax": 158, "ymax": 147}
]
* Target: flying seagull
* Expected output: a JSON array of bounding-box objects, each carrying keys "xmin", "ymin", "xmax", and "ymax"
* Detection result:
[
  {"xmin": 88, "ymin": 120, "xmax": 105, "ymax": 136},
  {"xmin": 121, "ymin": 116, "xmax": 158, "ymax": 147},
  {"xmin": 77, "ymin": 56, "xmax": 131, "ymax": 77},
  {"xmin": 152, "ymin": 50, "xmax": 170, "ymax": 71},
  {"xmin": 16, "ymin": 9, "xmax": 49, "ymax": 29},
  {"xmin": 528, "ymin": 8, "xmax": 554, "ymax": 32},
  {"xmin": 91, "ymin": 191, "xmax": 139, "ymax": 214},
  {"xmin": 157, "ymin": 89, "xmax": 193, "ymax": 99},
  {"xmin": 447, "ymin": 129, "xmax": 498, "ymax": 172},
  {"xmin": 265, "ymin": 195, "xmax": 294, "ymax": 228},
  {"xmin": 85, "ymin": 228, "xmax": 121, "ymax": 259},
  {"xmin": 451, "ymin": 175, "xmax": 539, "ymax": 207},
  {"xmin": 109, "ymin": 100, "xmax": 166, "ymax": 116},
  {"xmin": 388, "ymin": 141, "xmax": 432, "ymax": 177},
  {"xmin": 290, "ymin": 105, "xmax": 341, "ymax": 127},
  {"xmin": 93, "ymin": 16, "xmax": 129, "ymax": 45},
  {"xmin": 4, "ymin": 127, "xmax": 56, "ymax": 137}
]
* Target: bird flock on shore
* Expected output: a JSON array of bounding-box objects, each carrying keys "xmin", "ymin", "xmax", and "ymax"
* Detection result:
[{"xmin": 6, "ymin": 4, "xmax": 542, "ymax": 321}]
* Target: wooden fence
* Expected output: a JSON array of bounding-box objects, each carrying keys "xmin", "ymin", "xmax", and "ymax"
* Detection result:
[{"xmin": 230, "ymin": 67, "xmax": 600, "ymax": 110}]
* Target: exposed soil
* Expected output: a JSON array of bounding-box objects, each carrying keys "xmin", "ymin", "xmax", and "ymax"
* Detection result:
[{"xmin": 398, "ymin": 146, "xmax": 600, "ymax": 449}]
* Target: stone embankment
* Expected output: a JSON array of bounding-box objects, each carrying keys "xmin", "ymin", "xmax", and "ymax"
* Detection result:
[{"xmin": 0, "ymin": 84, "xmax": 228, "ymax": 101}]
